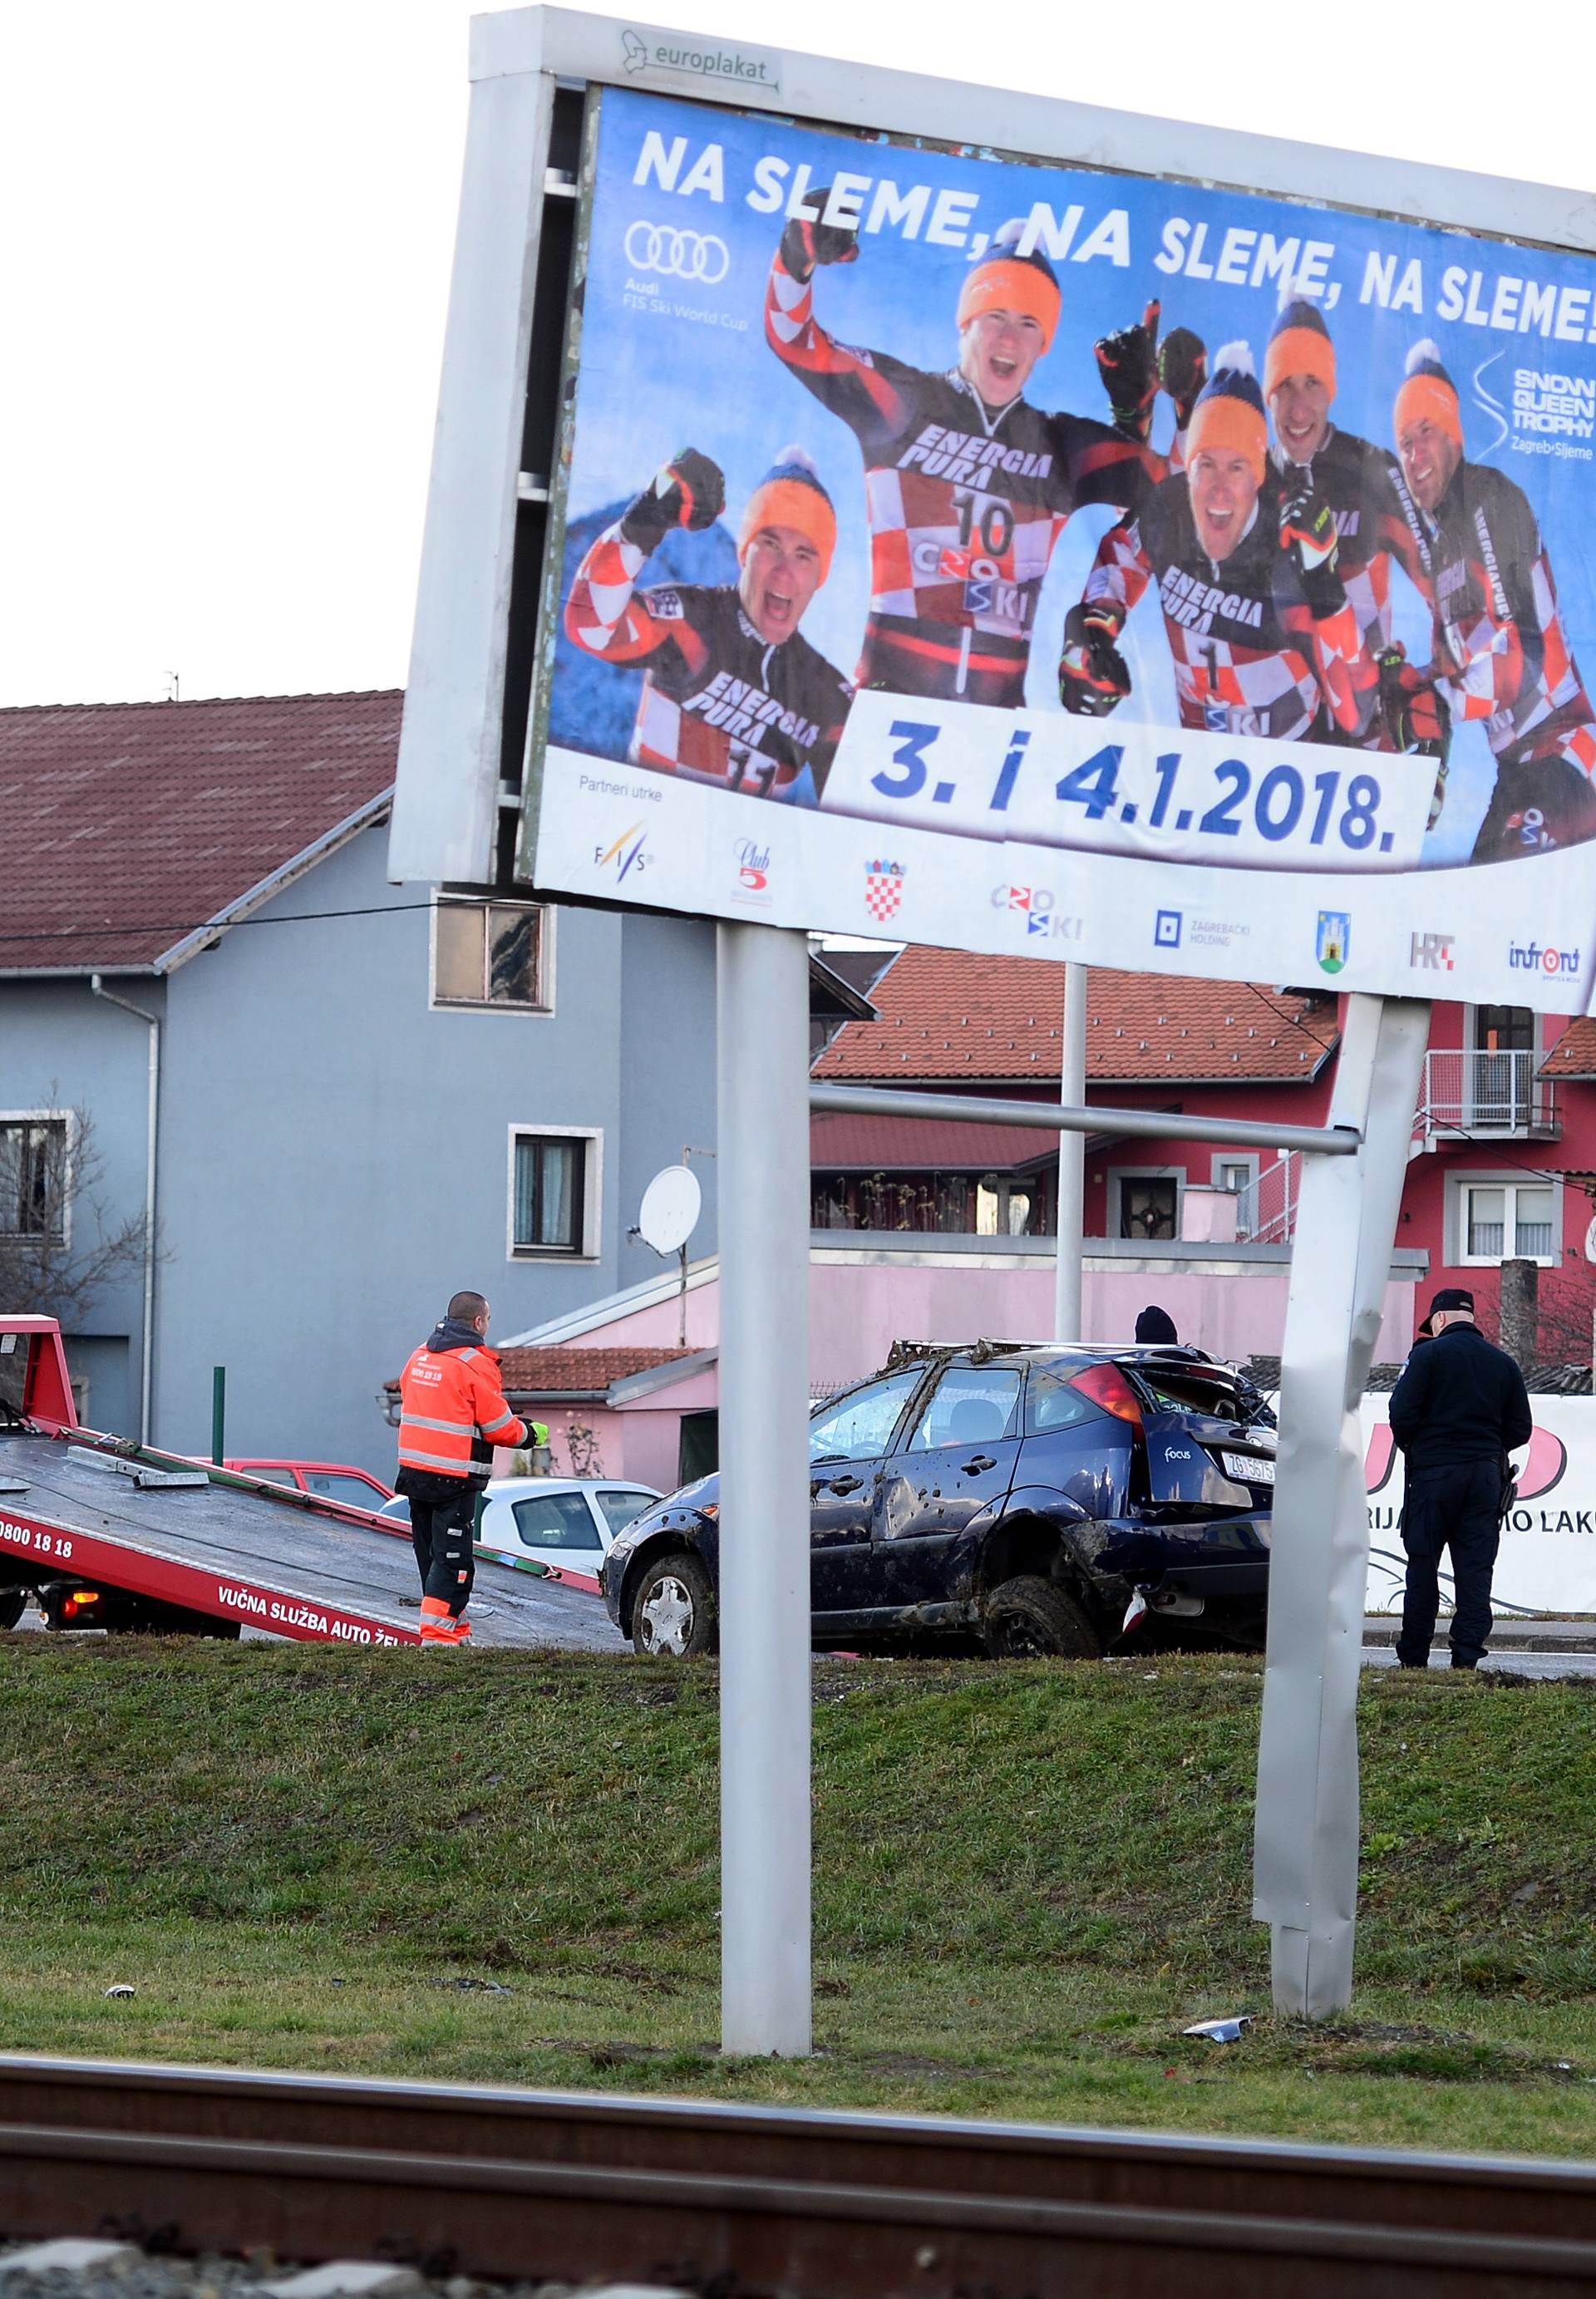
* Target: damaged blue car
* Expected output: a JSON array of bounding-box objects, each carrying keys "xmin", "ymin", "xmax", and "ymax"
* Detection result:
[{"xmin": 599, "ymin": 1339, "xmax": 1275, "ymax": 1660}]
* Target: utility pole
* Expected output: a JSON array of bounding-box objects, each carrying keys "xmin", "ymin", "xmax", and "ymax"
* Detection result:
[{"xmin": 1053, "ymin": 962, "xmax": 1087, "ymax": 1344}]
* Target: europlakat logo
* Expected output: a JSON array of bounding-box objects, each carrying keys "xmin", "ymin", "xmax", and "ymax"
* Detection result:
[
  {"xmin": 620, "ymin": 27, "xmax": 782, "ymax": 91},
  {"xmin": 595, "ymin": 823, "xmax": 649, "ymax": 883}
]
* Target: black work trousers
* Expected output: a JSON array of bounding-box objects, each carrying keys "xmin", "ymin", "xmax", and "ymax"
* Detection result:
[
  {"xmin": 397, "ymin": 1471, "xmax": 480, "ymax": 1617},
  {"xmin": 1396, "ymin": 1459, "xmax": 1502, "ymax": 1669}
]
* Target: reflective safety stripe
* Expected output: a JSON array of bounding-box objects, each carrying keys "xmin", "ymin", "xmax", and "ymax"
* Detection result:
[
  {"xmin": 397, "ymin": 1445, "xmax": 472, "ymax": 1476},
  {"xmin": 402, "ymin": 1411, "xmax": 474, "ymax": 1436},
  {"xmin": 479, "ymin": 1408, "xmax": 519, "ymax": 1435}
]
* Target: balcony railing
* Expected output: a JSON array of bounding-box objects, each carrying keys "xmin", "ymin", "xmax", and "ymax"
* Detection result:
[{"xmin": 1416, "ymin": 1049, "xmax": 1559, "ymax": 1145}]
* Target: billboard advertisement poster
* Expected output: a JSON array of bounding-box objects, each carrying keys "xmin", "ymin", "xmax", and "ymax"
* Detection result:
[
  {"xmin": 1362, "ymin": 1394, "xmax": 1596, "ymax": 1616},
  {"xmin": 525, "ymin": 84, "xmax": 1596, "ymax": 1013}
]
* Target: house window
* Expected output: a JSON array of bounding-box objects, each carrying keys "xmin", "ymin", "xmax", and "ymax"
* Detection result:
[
  {"xmin": 1213, "ymin": 1155, "xmax": 1259, "ymax": 1240},
  {"xmin": 512, "ymin": 1135, "xmax": 587, "ymax": 1254},
  {"xmin": 434, "ymin": 898, "xmax": 550, "ymax": 1011},
  {"xmin": 1115, "ymin": 1173, "xmax": 1180, "ymax": 1241},
  {"xmin": 1459, "ymin": 1179, "xmax": 1557, "ymax": 1265},
  {"xmin": 0, "ymin": 1119, "xmax": 66, "ymax": 1239}
]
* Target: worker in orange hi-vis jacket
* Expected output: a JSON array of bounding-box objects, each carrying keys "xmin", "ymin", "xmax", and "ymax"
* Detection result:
[{"xmin": 395, "ymin": 1289, "xmax": 544, "ymax": 1645}]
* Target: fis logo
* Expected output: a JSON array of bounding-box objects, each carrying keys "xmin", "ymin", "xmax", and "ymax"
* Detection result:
[
  {"xmin": 865, "ymin": 859, "xmax": 906, "ymax": 923},
  {"xmin": 1316, "ymin": 912, "xmax": 1351, "ymax": 974},
  {"xmin": 1410, "ymin": 931, "xmax": 1456, "ymax": 971},
  {"xmin": 595, "ymin": 823, "xmax": 650, "ymax": 883},
  {"xmin": 1510, "ymin": 938, "xmax": 1581, "ymax": 976},
  {"xmin": 1154, "ymin": 909, "xmax": 1182, "ymax": 950}
]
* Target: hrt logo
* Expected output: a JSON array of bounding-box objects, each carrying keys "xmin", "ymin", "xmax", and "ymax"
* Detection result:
[{"xmin": 1410, "ymin": 931, "xmax": 1455, "ymax": 971}]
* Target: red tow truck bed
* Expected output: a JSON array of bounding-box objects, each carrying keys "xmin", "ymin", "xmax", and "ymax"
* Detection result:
[{"xmin": 0, "ymin": 1321, "xmax": 620, "ymax": 1652}]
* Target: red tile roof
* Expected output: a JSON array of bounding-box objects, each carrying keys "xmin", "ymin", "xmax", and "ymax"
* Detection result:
[
  {"xmin": 497, "ymin": 1346, "xmax": 695, "ymax": 1397},
  {"xmin": 811, "ymin": 946, "xmax": 1337, "ymax": 1084},
  {"xmin": 1542, "ymin": 1018, "xmax": 1596, "ymax": 1078},
  {"xmin": 811, "ymin": 1112, "xmax": 1085, "ymax": 1169},
  {"xmin": 0, "ymin": 691, "xmax": 402, "ymax": 972}
]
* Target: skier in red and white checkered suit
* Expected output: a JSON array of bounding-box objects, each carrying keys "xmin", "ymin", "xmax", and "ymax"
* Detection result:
[
  {"xmin": 1060, "ymin": 344, "xmax": 1365, "ymax": 742},
  {"xmin": 564, "ymin": 446, "xmax": 853, "ymax": 804},
  {"xmin": 766, "ymin": 200, "xmax": 1203, "ymax": 709},
  {"xmin": 1391, "ymin": 341, "xmax": 1596, "ymax": 862}
]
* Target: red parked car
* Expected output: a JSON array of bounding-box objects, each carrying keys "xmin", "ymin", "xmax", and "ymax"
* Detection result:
[{"xmin": 224, "ymin": 1460, "xmax": 395, "ymax": 1512}]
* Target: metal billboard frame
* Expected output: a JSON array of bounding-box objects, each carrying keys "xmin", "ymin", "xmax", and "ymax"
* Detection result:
[{"xmin": 387, "ymin": 5, "xmax": 1583, "ymax": 2047}]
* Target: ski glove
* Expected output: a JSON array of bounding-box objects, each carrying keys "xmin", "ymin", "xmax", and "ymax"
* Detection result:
[
  {"xmin": 620, "ymin": 448, "xmax": 727, "ymax": 551},
  {"xmin": 1095, "ymin": 300, "xmax": 1161, "ymax": 442},
  {"xmin": 1279, "ymin": 485, "xmax": 1346, "ymax": 617},
  {"xmin": 1377, "ymin": 645, "xmax": 1451, "ymax": 758},
  {"xmin": 1157, "ymin": 327, "xmax": 1208, "ymax": 431},
  {"xmin": 1059, "ymin": 601, "xmax": 1131, "ymax": 716},
  {"xmin": 778, "ymin": 188, "xmax": 862, "ymax": 283}
]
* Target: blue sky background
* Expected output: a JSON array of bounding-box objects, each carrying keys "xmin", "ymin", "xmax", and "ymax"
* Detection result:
[{"xmin": 556, "ymin": 86, "xmax": 1596, "ymax": 864}]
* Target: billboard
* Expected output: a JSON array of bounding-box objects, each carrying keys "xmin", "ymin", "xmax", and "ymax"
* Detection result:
[
  {"xmin": 521, "ymin": 79, "xmax": 1596, "ymax": 1013},
  {"xmin": 1362, "ymin": 1394, "xmax": 1596, "ymax": 1617}
]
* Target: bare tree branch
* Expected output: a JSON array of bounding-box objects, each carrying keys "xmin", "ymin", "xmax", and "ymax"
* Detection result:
[{"xmin": 0, "ymin": 1091, "xmax": 158, "ymax": 1327}]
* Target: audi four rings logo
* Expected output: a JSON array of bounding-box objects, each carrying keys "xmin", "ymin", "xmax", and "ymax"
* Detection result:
[{"xmin": 623, "ymin": 221, "xmax": 730, "ymax": 282}]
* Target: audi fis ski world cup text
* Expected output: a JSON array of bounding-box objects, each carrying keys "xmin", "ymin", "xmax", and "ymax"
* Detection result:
[{"xmin": 525, "ymin": 73, "xmax": 1596, "ymax": 1011}]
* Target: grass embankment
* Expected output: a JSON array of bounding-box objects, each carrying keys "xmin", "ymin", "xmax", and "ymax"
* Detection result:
[{"xmin": 2, "ymin": 1642, "xmax": 1594, "ymax": 2156}]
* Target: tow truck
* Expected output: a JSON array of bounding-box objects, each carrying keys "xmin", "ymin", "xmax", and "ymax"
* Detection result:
[{"xmin": 0, "ymin": 1317, "xmax": 618, "ymax": 1650}]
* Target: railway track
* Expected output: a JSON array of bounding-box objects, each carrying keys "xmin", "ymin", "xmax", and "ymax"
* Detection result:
[{"xmin": 0, "ymin": 2055, "xmax": 1592, "ymax": 2295}]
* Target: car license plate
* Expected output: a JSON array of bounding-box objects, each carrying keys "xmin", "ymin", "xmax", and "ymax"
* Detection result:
[{"xmin": 1223, "ymin": 1450, "xmax": 1275, "ymax": 1484}]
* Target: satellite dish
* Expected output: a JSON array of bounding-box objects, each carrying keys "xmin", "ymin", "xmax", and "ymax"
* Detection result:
[{"xmin": 638, "ymin": 1164, "xmax": 702, "ymax": 1255}]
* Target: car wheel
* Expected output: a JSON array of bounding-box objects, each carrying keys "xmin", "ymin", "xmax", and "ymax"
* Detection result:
[
  {"xmin": 632, "ymin": 1551, "xmax": 716, "ymax": 1658},
  {"xmin": 983, "ymin": 1575, "xmax": 1101, "ymax": 1660},
  {"xmin": 0, "ymin": 1588, "xmax": 27, "ymax": 1631}
]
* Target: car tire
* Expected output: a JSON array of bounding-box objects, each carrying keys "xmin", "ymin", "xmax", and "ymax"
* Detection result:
[
  {"xmin": 632, "ymin": 1551, "xmax": 716, "ymax": 1658},
  {"xmin": 983, "ymin": 1575, "xmax": 1101, "ymax": 1660},
  {"xmin": 0, "ymin": 1588, "xmax": 27, "ymax": 1631}
]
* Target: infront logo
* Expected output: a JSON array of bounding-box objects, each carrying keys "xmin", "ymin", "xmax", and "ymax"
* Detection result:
[
  {"xmin": 1410, "ymin": 931, "xmax": 1456, "ymax": 971},
  {"xmin": 1510, "ymin": 938, "xmax": 1581, "ymax": 976},
  {"xmin": 623, "ymin": 222, "xmax": 731, "ymax": 282}
]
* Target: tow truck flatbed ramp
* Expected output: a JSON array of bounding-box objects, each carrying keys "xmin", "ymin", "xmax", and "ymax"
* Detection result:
[{"xmin": 0, "ymin": 1432, "xmax": 623, "ymax": 1652}]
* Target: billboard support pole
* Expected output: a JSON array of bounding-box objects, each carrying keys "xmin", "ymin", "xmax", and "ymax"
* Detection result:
[
  {"xmin": 716, "ymin": 920, "xmax": 812, "ymax": 2058},
  {"xmin": 1054, "ymin": 962, "xmax": 1087, "ymax": 1344},
  {"xmin": 1254, "ymin": 991, "xmax": 1431, "ymax": 2016}
]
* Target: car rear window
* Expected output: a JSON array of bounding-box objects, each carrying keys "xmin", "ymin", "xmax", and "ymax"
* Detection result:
[{"xmin": 1126, "ymin": 1366, "xmax": 1244, "ymax": 1417}]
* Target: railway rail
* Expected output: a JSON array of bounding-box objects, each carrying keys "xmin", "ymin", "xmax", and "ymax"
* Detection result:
[{"xmin": 0, "ymin": 2056, "xmax": 1593, "ymax": 2294}]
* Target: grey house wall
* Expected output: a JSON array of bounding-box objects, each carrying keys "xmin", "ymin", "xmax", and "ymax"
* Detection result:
[
  {"xmin": 149, "ymin": 827, "xmax": 717, "ymax": 1477},
  {"xmin": 0, "ymin": 977, "xmax": 164, "ymax": 1438}
]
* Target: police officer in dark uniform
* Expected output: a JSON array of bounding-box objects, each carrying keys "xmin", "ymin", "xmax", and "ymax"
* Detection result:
[{"xmin": 1388, "ymin": 1286, "xmax": 1532, "ymax": 1671}]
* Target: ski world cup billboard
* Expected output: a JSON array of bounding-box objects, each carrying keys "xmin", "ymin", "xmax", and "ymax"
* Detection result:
[{"xmin": 514, "ymin": 66, "xmax": 1596, "ymax": 1012}]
